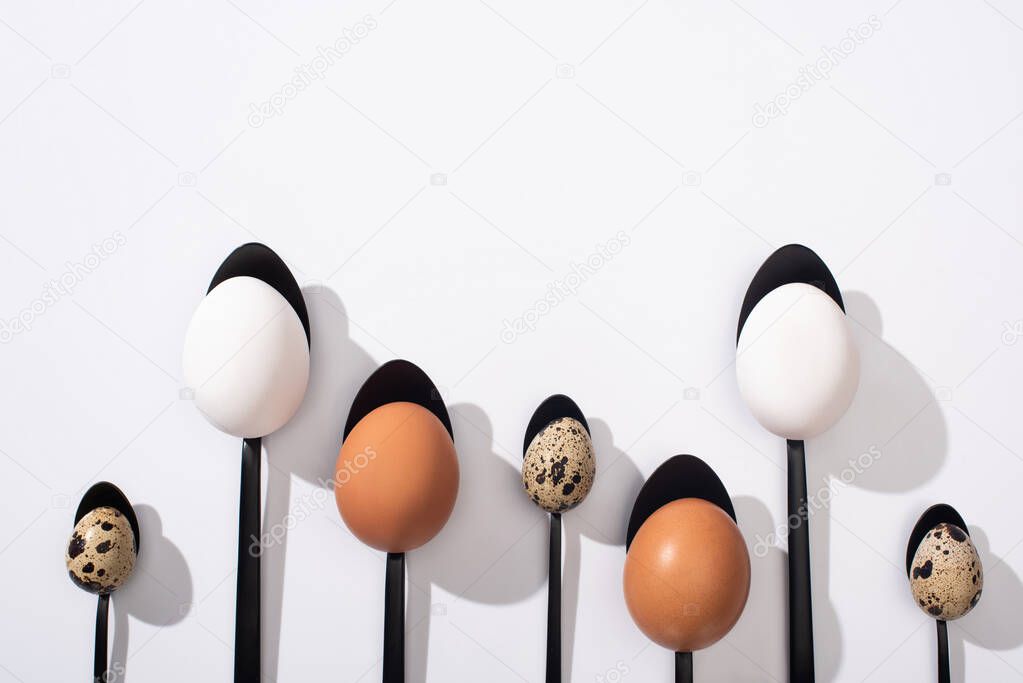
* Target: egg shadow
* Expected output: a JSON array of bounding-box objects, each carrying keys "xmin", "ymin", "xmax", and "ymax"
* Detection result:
[
  {"xmin": 404, "ymin": 402, "xmax": 541, "ymax": 683},
  {"xmin": 814, "ymin": 291, "xmax": 947, "ymax": 491},
  {"xmin": 689, "ymin": 496, "xmax": 799, "ymax": 681},
  {"xmin": 261, "ymin": 286, "xmax": 378, "ymax": 680},
  {"xmin": 565, "ymin": 418, "xmax": 643, "ymax": 682},
  {"xmin": 806, "ymin": 291, "xmax": 948, "ymax": 681},
  {"xmin": 110, "ymin": 504, "xmax": 192, "ymax": 681},
  {"xmin": 945, "ymin": 526, "xmax": 1023, "ymax": 682},
  {"xmin": 404, "ymin": 407, "xmax": 642, "ymax": 683}
]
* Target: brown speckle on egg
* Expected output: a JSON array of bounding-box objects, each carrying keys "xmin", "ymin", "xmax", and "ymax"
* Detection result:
[
  {"xmin": 522, "ymin": 417, "xmax": 595, "ymax": 513},
  {"xmin": 910, "ymin": 522, "xmax": 983, "ymax": 621},
  {"xmin": 65, "ymin": 506, "xmax": 137, "ymax": 595}
]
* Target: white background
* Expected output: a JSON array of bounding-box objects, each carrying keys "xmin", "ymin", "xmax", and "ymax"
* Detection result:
[{"xmin": 0, "ymin": 0, "xmax": 1022, "ymax": 681}]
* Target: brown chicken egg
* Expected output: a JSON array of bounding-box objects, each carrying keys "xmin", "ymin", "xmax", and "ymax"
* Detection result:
[
  {"xmin": 623, "ymin": 498, "xmax": 750, "ymax": 652},
  {"xmin": 335, "ymin": 401, "xmax": 459, "ymax": 553}
]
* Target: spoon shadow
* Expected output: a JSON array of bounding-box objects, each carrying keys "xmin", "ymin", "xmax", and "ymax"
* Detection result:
[
  {"xmin": 260, "ymin": 285, "xmax": 378, "ymax": 680},
  {"xmin": 405, "ymin": 402, "xmax": 540, "ymax": 683},
  {"xmin": 109, "ymin": 504, "xmax": 192, "ymax": 681},
  {"xmin": 405, "ymin": 407, "xmax": 642, "ymax": 682},
  {"xmin": 815, "ymin": 291, "xmax": 947, "ymax": 491},
  {"xmin": 946, "ymin": 526, "xmax": 1023, "ymax": 682},
  {"xmin": 807, "ymin": 290, "xmax": 948, "ymax": 680},
  {"xmin": 696, "ymin": 496, "xmax": 789, "ymax": 680},
  {"xmin": 565, "ymin": 418, "xmax": 643, "ymax": 681}
]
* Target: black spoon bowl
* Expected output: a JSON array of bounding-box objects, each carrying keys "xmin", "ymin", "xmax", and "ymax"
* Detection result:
[
  {"xmin": 75, "ymin": 481, "xmax": 140, "ymax": 550},
  {"xmin": 343, "ymin": 359, "xmax": 452, "ymax": 440},
  {"xmin": 207, "ymin": 242, "xmax": 310, "ymax": 345},
  {"xmin": 906, "ymin": 504, "xmax": 969, "ymax": 577},
  {"xmin": 626, "ymin": 454, "xmax": 736, "ymax": 550},
  {"xmin": 522, "ymin": 394, "xmax": 589, "ymax": 454},
  {"xmin": 736, "ymin": 243, "xmax": 845, "ymax": 344}
]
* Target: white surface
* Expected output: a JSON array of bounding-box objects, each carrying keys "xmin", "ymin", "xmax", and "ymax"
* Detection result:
[
  {"xmin": 0, "ymin": 1, "xmax": 1022, "ymax": 681},
  {"xmin": 737, "ymin": 283, "xmax": 859, "ymax": 439},
  {"xmin": 183, "ymin": 275, "xmax": 310, "ymax": 438}
]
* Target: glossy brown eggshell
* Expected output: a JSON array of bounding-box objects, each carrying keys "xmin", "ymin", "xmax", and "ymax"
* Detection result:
[
  {"xmin": 335, "ymin": 401, "xmax": 459, "ymax": 553},
  {"xmin": 623, "ymin": 498, "xmax": 750, "ymax": 652}
]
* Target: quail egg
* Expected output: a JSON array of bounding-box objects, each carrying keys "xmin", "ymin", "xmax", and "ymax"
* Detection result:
[
  {"xmin": 66, "ymin": 506, "xmax": 137, "ymax": 594},
  {"xmin": 522, "ymin": 417, "xmax": 595, "ymax": 513},
  {"xmin": 909, "ymin": 522, "xmax": 983, "ymax": 620}
]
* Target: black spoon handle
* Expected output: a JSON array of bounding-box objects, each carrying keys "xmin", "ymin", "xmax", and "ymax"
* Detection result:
[
  {"xmin": 235, "ymin": 437, "xmax": 261, "ymax": 683},
  {"xmin": 675, "ymin": 651, "xmax": 692, "ymax": 683},
  {"xmin": 546, "ymin": 513, "xmax": 562, "ymax": 683},
  {"xmin": 787, "ymin": 439, "xmax": 815, "ymax": 683},
  {"xmin": 936, "ymin": 620, "xmax": 950, "ymax": 683},
  {"xmin": 384, "ymin": 552, "xmax": 405, "ymax": 683},
  {"xmin": 94, "ymin": 593, "xmax": 109, "ymax": 682}
]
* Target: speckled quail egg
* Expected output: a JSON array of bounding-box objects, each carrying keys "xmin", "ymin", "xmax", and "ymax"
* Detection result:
[
  {"xmin": 909, "ymin": 522, "xmax": 983, "ymax": 620},
  {"xmin": 522, "ymin": 417, "xmax": 595, "ymax": 513},
  {"xmin": 66, "ymin": 506, "xmax": 137, "ymax": 594}
]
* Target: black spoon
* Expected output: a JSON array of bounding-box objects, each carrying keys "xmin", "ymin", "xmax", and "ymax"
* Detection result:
[
  {"xmin": 521, "ymin": 394, "xmax": 595, "ymax": 683},
  {"xmin": 906, "ymin": 504, "xmax": 984, "ymax": 683},
  {"xmin": 736, "ymin": 244, "xmax": 857, "ymax": 683},
  {"xmin": 183, "ymin": 243, "xmax": 310, "ymax": 682},
  {"xmin": 625, "ymin": 455, "xmax": 748, "ymax": 683},
  {"xmin": 67, "ymin": 482, "xmax": 140, "ymax": 683},
  {"xmin": 341, "ymin": 360, "xmax": 456, "ymax": 683}
]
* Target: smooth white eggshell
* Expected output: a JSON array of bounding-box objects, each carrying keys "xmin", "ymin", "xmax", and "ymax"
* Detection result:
[
  {"xmin": 183, "ymin": 276, "xmax": 310, "ymax": 438},
  {"xmin": 736, "ymin": 282, "xmax": 858, "ymax": 439}
]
